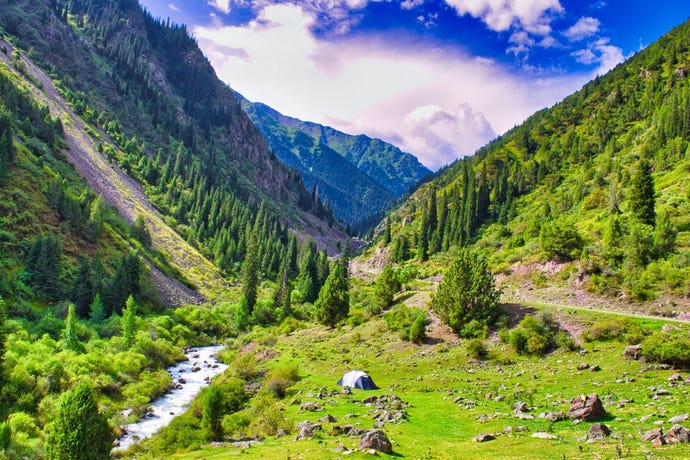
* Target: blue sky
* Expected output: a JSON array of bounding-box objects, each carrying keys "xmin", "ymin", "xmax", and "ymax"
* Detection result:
[{"xmin": 139, "ymin": 0, "xmax": 690, "ymax": 170}]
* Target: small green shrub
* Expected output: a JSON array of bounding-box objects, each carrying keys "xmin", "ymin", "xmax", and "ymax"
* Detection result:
[
  {"xmin": 466, "ymin": 338, "xmax": 488, "ymax": 360},
  {"xmin": 409, "ymin": 315, "xmax": 427, "ymax": 344},
  {"xmin": 641, "ymin": 331, "xmax": 690, "ymax": 367},
  {"xmin": 461, "ymin": 319, "xmax": 487, "ymax": 339},
  {"xmin": 384, "ymin": 305, "xmax": 427, "ymax": 343}
]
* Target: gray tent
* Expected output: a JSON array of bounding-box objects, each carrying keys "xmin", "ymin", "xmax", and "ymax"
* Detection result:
[{"xmin": 337, "ymin": 370, "xmax": 378, "ymax": 390}]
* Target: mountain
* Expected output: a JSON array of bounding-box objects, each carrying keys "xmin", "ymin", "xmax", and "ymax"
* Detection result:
[
  {"xmin": 239, "ymin": 96, "xmax": 431, "ymax": 231},
  {"xmin": 380, "ymin": 19, "xmax": 690, "ymax": 303},
  {"xmin": 0, "ymin": 0, "xmax": 348, "ymax": 301}
]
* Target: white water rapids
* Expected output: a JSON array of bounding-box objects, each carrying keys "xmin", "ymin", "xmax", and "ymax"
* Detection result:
[{"xmin": 115, "ymin": 345, "xmax": 228, "ymax": 451}]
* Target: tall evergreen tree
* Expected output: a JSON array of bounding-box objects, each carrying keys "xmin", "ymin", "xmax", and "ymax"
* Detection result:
[
  {"xmin": 297, "ymin": 238, "xmax": 319, "ymax": 303},
  {"xmin": 70, "ymin": 255, "xmax": 94, "ymax": 318},
  {"xmin": 241, "ymin": 231, "xmax": 259, "ymax": 313},
  {"xmin": 122, "ymin": 295, "xmax": 138, "ymax": 348},
  {"xmin": 313, "ymin": 262, "xmax": 349, "ymax": 328},
  {"xmin": 63, "ymin": 304, "xmax": 84, "ymax": 353},
  {"xmin": 45, "ymin": 382, "xmax": 114, "ymax": 460},
  {"xmin": 629, "ymin": 158, "xmax": 656, "ymax": 227}
]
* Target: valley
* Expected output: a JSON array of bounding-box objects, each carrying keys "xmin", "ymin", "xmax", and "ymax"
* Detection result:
[{"xmin": 0, "ymin": 1, "xmax": 689, "ymax": 459}]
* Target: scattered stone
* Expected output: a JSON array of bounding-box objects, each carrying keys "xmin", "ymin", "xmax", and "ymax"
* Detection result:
[
  {"xmin": 515, "ymin": 426, "xmax": 529, "ymax": 432},
  {"xmin": 493, "ymin": 395, "xmax": 504, "ymax": 403},
  {"xmin": 642, "ymin": 427, "xmax": 664, "ymax": 445},
  {"xmin": 568, "ymin": 393, "xmax": 606, "ymax": 422},
  {"xmin": 295, "ymin": 421, "xmax": 322, "ymax": 440},
  {"xmin": 640, "ymin": 414, "xmax": 654, "ymax": 423},
  {"xmin": 668, "ymin": 373, "xmax": 684, "ymax": 383},
  {"xmin": 319, "ymin": 414, "xmax": 337, "ymax": 423},
  {"xmin": 587, "ymin": 423, "xmax": 611, "ymax": 441},
  {"xmin": 532, "ymin": 432, "xmax": 558, "ymax": 440},
  {"xmin": 623, "ymin": 344, "xmax": 642, "ymax": 360},
  {"xmin": 617, "ymin": 398, "xmax": 633, "ymax": 408},
  {"xmin": 664, "ymin": 424, "xmax": 690, "ymax": 444},
  {"xmin": 331, "ymin": 424, "xmax": 365, "ymax": 437},
  {"xmin": 359, "ymin": 429, "xmax": 393, "ymax": 453},
  {"xmin": 333, "ymin": 444, "xmax": 349, "ymax": 453},
  {"xmin": 191, "ymin": 366, "xmax": 201, "ymax": 373},
  {"xmin": 670, "ymin": 414, "xmax": 690, "ymax": 424},
  {"xmin": 513, "ymin": 401, "xmax": 529, "ymax": 412},
  {"xmin": 275, "ymin": 429, "xmax": 289, "ymax": 438},
  {"xmin": 177, "ymin": 378, "xmax": 186, "ymax": 385},
  {"xmin": 577, "ymin": 363, "xmax": 589, "ymax": 371},
  {"xmin": 473, "ymin": 433, "xmax": 495, "ymax": 442},
  {"xmin": 362, "ymin": 395, "xmax": 378, "ymax": 404},
  {"xmin": 589, "ymin": 365, "xmax": 601, "ymax": 372},
  {"xmin": 538, "ymin": 412, "xmax": 566, "ymax": 422},
  {"xmin": 300, "ymin": 402, "xmax": 320, "ymax": 412},
  {"xmin": 453, "ymin": 396, "xmax": 464, "ymax": 404}
]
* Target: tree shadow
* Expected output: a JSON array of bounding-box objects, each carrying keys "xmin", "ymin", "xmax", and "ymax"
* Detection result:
[{"xmin": 501, "ymin": 303, "xmax": 538, "ymax": 328}]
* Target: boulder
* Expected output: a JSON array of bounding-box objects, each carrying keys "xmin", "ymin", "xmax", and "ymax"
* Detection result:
[
  {"xmin": 532, "ymin": 432, "xmax": 558, "ymax": 440},
  {"xmin": 295, "ymin": 421, "xmax": 322, "ymax": 440},
  {"xmin": 668, "ymin": 373, "xmax": 684, "ymax": 383},
  {"xmin": 642, "ymin": 427, "xmax": 664, "ymax": 444},
  {"xmin": 568, "ymin": 394, "xmax": 606, "ymax": 421},
  {"xmin": 331, "ymin": 424, "xmax": 365, "ymax": 437},
  {"xmin": 587, "ymin": 423, "xmax": 611, "ymax": 441},
  {"xmin": 359, "ymin": 429, "xmax": 393, "ymax": 453},
  {"xmin": 299, "ymin": 402, "xmax": 319, "ymax": 412},
  {"xmin": 319, "ymin": 414, "xmax": 337, "ymax": 423},
  {"xmin": 664, "ymin": 424, "xmax": 690, "ymax": 444},
  {"xmin": 670, "ymin": 414, "xmax": 690, "ymax": 424},
  {"xmin": 623, "ymin": 344, "xmax": 642, "ymax": 360},
  {"xmin": 473, "ymin": 433, "xmax": 495, "ymax": 442}
]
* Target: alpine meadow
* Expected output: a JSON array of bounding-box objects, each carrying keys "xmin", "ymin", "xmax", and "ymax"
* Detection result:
[{"xmin": 0, "ymin": 1, "xmax": 690, "ymax": 459}]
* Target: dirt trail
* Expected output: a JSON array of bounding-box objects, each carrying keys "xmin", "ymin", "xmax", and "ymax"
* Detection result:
[{"xmin": 1, "ymin": 41, "xmax": 224, "ymax": 306}]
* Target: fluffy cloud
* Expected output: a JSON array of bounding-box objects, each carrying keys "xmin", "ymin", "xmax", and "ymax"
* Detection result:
[
  {"xmin": 563, "ymin": 16, "xmax": 600, "ymax": 41},
  {"xmin": 194, "ymin": 3, "xmax": 587, "ymax": 170},
  {"xmin": 571, "ymin": 38, "xmax": 623, "ymax": 75},
  {"xmin": 400, "ymin": 104, "xmax": 496, "ymax": 168},
  {"xmin": 444, "ymin": 0, "xmax": 563, "ymax": 34},
  {"xmin": 207, "ymin": 0, "xmax": 230, "ymax": 14}
]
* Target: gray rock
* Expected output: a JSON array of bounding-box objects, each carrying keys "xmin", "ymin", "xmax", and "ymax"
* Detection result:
[
  {"xmin": 299, "ymin": 402, "xmax": 319, "ymax": 412},
  {"xmin": 587, "ymin": 423, "xmax": 611, "ymax": 441},
  {"xmin": 568, "ymin": 393, "xmax": 606, "ymax": 421},
  {"xmin": 642, "ymin": 427, "xmax": 664, "ymax": 444},
  {"xmin": 359, "ymin": 429, "xmax": 393, "ymax": 453},
  {"xmin": 669, "ymin": 414, "xmax": 689, "ymax": 424},
  {"xmin": 319, "ymin": 414, "xmax": 337, "ymax": 423},
  {"xmin": 622, "ymin": 344, "xmax": 642, "ymax": 360},
  {"xmin": 532, "ymin": 432, "xmax": 558, "ymax": 440},
  {"xmin": 668, "ymin": 373, "xmax": 684, "ymax": 383},
  {"xmin": 295, "ymin": 421, "xmax": 322, "ymax": 440},
  {"xmin": 473, "ymin": 433, "xmax": 495, "ymax": 442},
  {"xmin": 664, "ymin": 424, "xmax": 690, "ymax": 444}
]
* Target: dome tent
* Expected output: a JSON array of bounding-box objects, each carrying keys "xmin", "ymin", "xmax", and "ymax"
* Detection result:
[{"xmin": 337, "ymin": 370, "xmax": 378, "ymax": 390}]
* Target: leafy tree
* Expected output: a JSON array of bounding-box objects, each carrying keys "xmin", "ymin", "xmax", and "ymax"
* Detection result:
[
  {"xmin": 45, "ymin": 382, "xmax": 114, "ymax": 460},
  {"xmin": 0, "ymin": 421, "xmax": 9, "ymax": 450},
  {"xmin": 202, "ymin": 385, "xmax": 224, "ymax": 441},
  {"xmin": 122, "ymin": 295, "xmax": 138, "ymax": 348},
  {"xmin": 629, "ymin": 158, "xmax": 656, "ymax": 226},
  {"xmin": 374, "ymin": 264, "xmax": 400, "ymax": 309},
  {"xmin": 313, "ymin": 262, "xmax": 349, "ymax": 328},
  {"xmin": 432, "ymin": 248, "xmax": 501, "ymax": 336},
  {"xmin": 539, "ymin": 218, "xmax": 583, "ymax": 261}
]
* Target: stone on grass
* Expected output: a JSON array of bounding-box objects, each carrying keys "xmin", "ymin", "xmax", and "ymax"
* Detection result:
[
  {"xmin": 587, "ymin": 423, "xmax": 611, "ymax": 441},
  {"xmin": 668, "ymin": 373, "xmax": 684, "ymax": 383},
  {"xmin": 359, "ymin": 429, "xmax": 392, "ymax": 453},
  {"xmin": 473, "ymin": 433, "xmax": 495, "ymax": 442},
  {"xmin": 664, "ymin": 425, "xmax": 690, "ymax": 444},
  {"xmin": 532, "ymin": 432, "xmax": 558, "ymax": 440},
  {"xmin": 642, "ymin": 427, "xmax": 664, "ymax": 444},
  {"xmin": 623, "ymin": 344, "xmax": 642, "ymax": 360},
  {"xmin": 670, "ymin": 414, "xmax": 690, "ymax": 424},
  {"xmin": 295, "ymin": 421, "xmax": 322, "ymax": 440},
  {"xmin": 319, "ymin": 414, "xmax": 337, "ymax": 423},
  {"xmin": 300, "ymin": 402, "xmax": 319, "ymax": 412},
  {"xmin": 568, "ymin": 394, "xmax": 606, "ymax": 421}
]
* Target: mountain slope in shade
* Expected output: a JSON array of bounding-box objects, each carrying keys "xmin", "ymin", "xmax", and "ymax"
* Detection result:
[{"xmin": 239, "ymin": 96, "xmax": 431, "ymax": 230}]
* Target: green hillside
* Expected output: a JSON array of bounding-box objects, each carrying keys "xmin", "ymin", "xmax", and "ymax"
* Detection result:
[
  {"xmin": 240, "ymin": 97, "xmax": 431, "ymax": 232},
  {"xmin": 379, "ymin": 19, "xmax": 690, "ymax": 307}
]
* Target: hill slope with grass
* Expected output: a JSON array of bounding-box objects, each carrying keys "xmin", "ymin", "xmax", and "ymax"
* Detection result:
[
  {"xmin": 377, "ymin": 18, "xmax": 690, "ymax": 311},
  {"xmin": 240, "ymin": 96, "xmax": 431, "ymax": 232}
]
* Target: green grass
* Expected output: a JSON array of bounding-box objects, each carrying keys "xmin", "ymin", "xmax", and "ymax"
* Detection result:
[{"xmin": 161, "ymin": 302, "xmax": 690, "ymax": 460}]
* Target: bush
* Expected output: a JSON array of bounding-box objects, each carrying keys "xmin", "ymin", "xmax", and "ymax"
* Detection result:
[
  {"xmin": 409, "ymin": 315, "xmax": 427, "ymax": 344},
  {"xmin": 466, "ymin": 338, "xmax": 487, "ymax": 360},
  {"xmin": 641, "ymin": 331, "xmax": 690, "ymax": 367},
  {"xmin": 461, "ymin": 319, "xmax": 487, "ymax": 339},
  {"xmin": 539, "ymin": 218, "xmax": 584, "ymax": 261},
  {"xmin": 263, "ymin": 365, "xmax": 299, "ymax": 399},
  {"xmin": 508, "ymin": 313, "xmax": 559, "ymax": 356},
  {"xmin": 384, "ymin": 305, "xmax": 427, "ymax": 343}
]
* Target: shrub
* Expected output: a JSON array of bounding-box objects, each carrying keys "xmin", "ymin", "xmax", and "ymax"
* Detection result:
[
  {"xmin": 461, "ymin": 319, "xmax": 487, "ymax": 339},
  {"xmin": 409, "ymin": 315, "xmax": 427, "ymax": 344},
  {"xmin": 539, "ymin": 218, "xmax": 584, "ymax": 261},
  {"xmin": 466, "ymin": 338, "xmax": 487, "ymax": 360},
  {"xmin": 641, "ymin": 331, "xmax": 690, "ymax": 367},
  {"xmin": 581, "ymin": 318, "xmax": 647, "ymax": 343},
  {"xmin": 508, "ymin": 313, "xmax": 559, "ymax": 356},
  {"xmin": 555, "ymin": 331, "xmax": 579, "ymax": 351},
  {"xmin": 384, "ymin": 305, "xmax": 427, "ymax": 343},
  {"xmin": 263, "ymin": 365, "xmax": 299, "ymax": 399}
]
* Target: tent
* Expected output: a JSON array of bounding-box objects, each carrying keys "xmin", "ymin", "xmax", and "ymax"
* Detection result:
[{"xmin": 337, "ymin": 370, "xmax": 378, "ymax": 390}]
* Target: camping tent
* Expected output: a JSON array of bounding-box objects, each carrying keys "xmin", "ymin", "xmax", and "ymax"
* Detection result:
[{"xmin": 337, "ymin": 370, "xmax": 378, "ymax": 390}]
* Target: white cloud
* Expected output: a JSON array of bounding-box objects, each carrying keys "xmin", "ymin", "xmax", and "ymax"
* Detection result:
[
  {"xmin": 402, "ymin": 0, "xmax": 424, "ymax": 9},
  {"xmin": 208, "ymin": 0, "xmax": 230, "ymax": 14},
  {"xmin": 507, "ymin": 30, "xmax": 535, "ymax": 56},
  {"xmin": 563, "ymin": 16, "xmax": 600, "ymax": 41},
  {"xmin": 571, "ymin": 38, "xmax": 623, "ymax": 75},
  {"xmin": 193, "ymin": 3, "xmax": 588, "ymax": 170},
  {"xmin": 168, "ymin": 3, "xmax": 180, "ymax": 12},
  {"xmin": 444, "ymin": 0, "xmax": 563, "ymax": 34}
]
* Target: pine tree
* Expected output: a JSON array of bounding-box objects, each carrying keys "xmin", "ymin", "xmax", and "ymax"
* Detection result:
[
  {"xmin": 241, "ymin": 231, "xmax": 259, "ymax": 313},
  {"xmin": 45, "ymin": 383, "xmax": 114, "ymax": 460},
  {"xmin": 313, "ymin": 262, "xmax": 349, "ymax": 328},
  {"xmin": 70, "ymin": 255, "xmax": 94, "ymax": 318},
  {"xmin": 629, "ymin": 158, "xmax": 656, "ymax": 227},
  {"xmin": 374, "ymin": 264, "xmax": 400, "ymax": 309},
  {"xmin": 273, "ymin": 258, "xmax": 291, "ymax": 317},
  {"xmin": 432, "ymin": 248, "xmax": 501, "ymax": 336},
  {"xmin": 297, "ymin": 238, "xmax": 319, "ymax": 303},
  {"xmin": 89, "ymin": 293, "xmax": 105, "ymax": 323},
  {"xmin": 130, "ymin": 215, "xmax": 152, "ymax": 248}
]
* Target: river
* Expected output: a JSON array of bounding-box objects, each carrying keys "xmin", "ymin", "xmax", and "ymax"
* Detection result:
[{"xmin": 115, "ymin": 345, "xmax": 228, "ymax": 451}]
